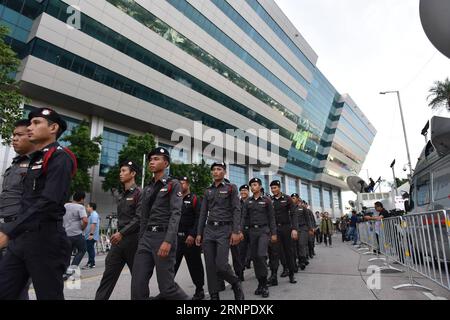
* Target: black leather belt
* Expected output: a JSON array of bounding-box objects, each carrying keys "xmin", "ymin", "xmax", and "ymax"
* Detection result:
[
  {"xmin": 250, "ymin": 224, "xmax": 267, "ymax": 229},
  {"xmin": 147, "ymin": 225, "xmax": 168, "ymax": 232},
  {"xmin": 0, "ymin": 216, "xmax": 17, "ymax": 224},
  {"xmin": 207, "ymin": 221, "xmax": 232, "ymax": 226}
]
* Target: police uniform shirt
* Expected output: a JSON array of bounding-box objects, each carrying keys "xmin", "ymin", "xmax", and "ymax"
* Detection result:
[
  {"xmin": 198, "ymin": 180, "xmax": 241, "ymax": 235},
  {"xmin": 0, "ymin": 154, "xmax": 30, "ymax": 220},
  {"xmin": 240, "ymin": 198, "xmax": 250, "ymax": 229},
  {"xmin": 137, "ymin": 174, "xmax": 183, "ymax": 245},
  {"xmin": 271, "ymin": 194, "xmax": 298, "ymax": 230},
  {"xmin": 242, "ymin": 195, "xmax": 277, "ymax": 235},
  {"xmin": 2, "ymin": 142, "xmax": 74, "ymax": 239},
  {"xmin": 117, "ymin": 184, "xmax": 141, "ymax": 236},
  {"xmin": 179, "ymin": 193, "xmax": 200, "ymax": 237},
  {"xmin": 306, "ymin": 208, "xmax": 316, "ymax": 228},
  {"xmin": 295, "ymin": 206, "xmax": 312, "ymax": 228}
]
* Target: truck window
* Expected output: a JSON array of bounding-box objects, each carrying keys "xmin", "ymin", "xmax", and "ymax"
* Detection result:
[
  {"xmin": 416, "ymin": 173, "xmax": 431, "ymax": 206},
  {"xmin": 433, "ymin": 168, "xmax": 450, "ymax": 201}
]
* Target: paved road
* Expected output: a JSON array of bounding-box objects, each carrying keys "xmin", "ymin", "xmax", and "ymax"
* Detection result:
[{"xmin": 28, "ymin": 235, "xmax": 450, "ymax": 300}]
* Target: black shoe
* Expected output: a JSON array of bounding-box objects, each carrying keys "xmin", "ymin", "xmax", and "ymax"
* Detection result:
[
  {"xmin": 305, "ymin": 260, "xmax": 309, "ymax": 266},
  {"xmin": 245, "ymin": 262, "xmax": 251, "ymax": 269},
  {"xmin": 299, "ymin": 263, "xmax": 306, "ymax": 270},
  {"xmin": 232, "ymin": 282, "xmax": 245, "ymax": 300},
  {"xmin": 289, "ymin": 273, "xmax": 297, "ymax": 284},
  {"xmin": 239, "ymin": 272, "xmax": 245, "ymax": 282},
  {"xmin": 192, "ymin": 289, "xmax": 205, "ymax": 300},
  {"xmin": 218, "ymin": 281, "xmax": 226, "ymax": 292},
  {"xmin": 210, "ymin": 293, "xmax": 220, "ymax": 300},
  {"xmin": 254, "ymin": 281, "xmax": 263, "ymax": 296},
  {"xmin": 280, "ymin": 268, "xmax": 289, "ymax": 278},
  {"xmin": 261, "ymin": 286, "xmax": 269, "ymax": 298},
  {"xmin": 268, "ymin": 273, "xmax": 278, "ymax": 287}
]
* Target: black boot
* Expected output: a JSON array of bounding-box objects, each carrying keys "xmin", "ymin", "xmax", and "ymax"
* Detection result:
[
  {"xmin": 280, "ymin": 267, "xmax": 289, "ymax": 278},
  {"xmin": 210, "ymin": 292, "xmax": 220, "ymax": 300},
  {"xmin": 268, "ymin": 270, "xmax": 278, "ymax": 286},
  {"xmin": 232, "ymin": 281, "xmax": 245, "ymax": 300},
  {"xmin": 261, "ymin": 278, "xmax": 269, "ymax": 298},
  {"xmin": 294, "ymin": 262, "xmax": 299, "ymax": 273},
  {"xmin": 254, "ymin": 279, "xmax": 263, "ymax": 295},
  {"xmin": 218, "ymin": 280, "xmax": 226, "ymax": 292},
  {"xmin": 299, "ymin": 258, "xmax": 306, "ymax": 270},
  {"xmin": 192, "ymin": 288, "xmax": 205, "ymax": 300},
  {"xmin": 289, "ymin": 272, "xmax": 297, "ymax": 284},
  {"xmin": 239, "ymin": 271, "xmax": 245, "ymax": 282}
]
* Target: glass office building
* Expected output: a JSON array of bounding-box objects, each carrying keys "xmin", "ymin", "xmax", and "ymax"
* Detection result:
[{"xmin": 0, "ymin": 0, "xmax": 376, "ymax": 218}]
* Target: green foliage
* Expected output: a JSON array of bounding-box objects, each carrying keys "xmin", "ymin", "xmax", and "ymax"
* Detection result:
[
  {"xmin": 102, "ymin": 133, "xmax": 155, "ymax": 193},
  {"xmin": 0, "ymin": 25, "xmax": 27, "ymax": 145},
  {"xmin": 62, "ymin": 121, "xmax": 102, "ymax": 194},
  {"xmin": 428, "ymin": 77, "xmax": 450, "ymax": 111},
  {"xmin": 170, "ymin": 162, "xmax": 212, "ymax": 196}
]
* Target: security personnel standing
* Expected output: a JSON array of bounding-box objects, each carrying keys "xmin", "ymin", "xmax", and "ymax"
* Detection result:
[
  {"xmin": 238, "ymin": 185, "xmax": 251, "ymax": 272},
  {"xmin": 95, "ymin": 160, "xmax": 142, "ymax": 300},
  {"xmin": 268, "ymin": 180, "xmax": 298, "ymax": 285},
  {"xmin": 131, "ymin": 147, "xmax": 188, "ymax": 300},
  {"xmin": 174, "ymin": 176, "xmax": 205, "ymax": 300},
  {"xmin": 242, "ymin": 178, "xmax": 276, "ymax": 298},
  {"xmin": 0, "ymin": 108, "xmax": 75, "ymax": 300},
  {"xmin": 290, "ymin": 193, "xmax": 301, "ymax": 272},
  {"xmin": 304, "ymin": 201, "xmax": 317, "ymax": 258},
  {"xmin": 0, "ymin": 119, "xmax": 35, "ymax": 300},
  {"xmin": 296, "ymin": 200, "xmax": 314, "ymax": 270},
  {"xmin": 196, "ymin": 162, "xmax": 244, "ymax": 300}
]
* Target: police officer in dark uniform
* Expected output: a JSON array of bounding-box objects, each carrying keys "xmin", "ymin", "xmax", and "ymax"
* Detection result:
[
  {"xmin": 196, "ymin": 162, "xmax": 244, "ymax": 300},
  {"xmin": 290, "ymin": 193, "xmax": 301, "ymax": 272},
  {"xmin": 304, "ymin": 201, "xmax": 317, "ymax": 258},
  {"xmin": 174, "ymin": 176, "xmax": 205, "ymax": 300},
  {"xmin": 268, "ymin": 180, "xmax": 298, "ymax": 286},
  {"xmin": 242, "ymin": 178, "xmax": 277, "ymax": 298},
  {"xmin": 0, "ymin": 119, "xmax": 35, "ymax": 300},
  {"xmin": 95, "ymin": 160, "xmax": 142, "ymax": 300},
  {"xmin": 131, "ymin": 147, "xmax": 188, "ymax": 300},
  {"xmin": 296, "ymin": 200, "xmax": 314, "ymax": 270},
  {"xmin": 238, "ymin": 185, "xmax": 251, "ymax": 272},
  {"xmin": 0, "ymin": 108, "xmax": 75, "ymax": 300}
]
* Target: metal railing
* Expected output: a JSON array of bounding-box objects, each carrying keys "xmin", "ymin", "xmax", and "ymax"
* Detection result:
[{"xmin": 356, "ymin": 210, "xmax": 450, "ymax": 292}]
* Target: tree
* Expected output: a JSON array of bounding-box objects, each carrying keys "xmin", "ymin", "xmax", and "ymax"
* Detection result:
[
  {"xmin": 170, "ymin": 162, "xmax": 212, "ymax": 196},
  {"xmin": 427, "ymin": 77, "xmax": 450, "ymax": 111},
  {"xmin": 395, "ymin": 178, "xmax": 409, "ymax": 188},
  {"xmin": 62, "ymin": 121, "xmax": 102, "ymax": 194},
  {"xmin": 102, "ymin": 133, "xmax": 155, "ymax": 193},
  {"xmin": 0, "ymin": 25, "xmax": 27, "ymax": 145}
]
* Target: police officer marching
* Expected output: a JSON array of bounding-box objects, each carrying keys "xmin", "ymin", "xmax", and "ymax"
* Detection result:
[
  {"xmin": 174, "ymin": 176, "xmax": 205, "ymax": 300},
  {"xmin": 131, "ymin": 147, "xmax": 188, "ymax": 300},
  {"xmin": 268, "ymin": 180, "xmax": 298, "ymax": 286},
  {"xmin": 238, "ymin": 184, "xmax": 251, "ymax": 273},
  {"xmin": 0, "ymin": 108, "xmax": 76, "ymax": 300},
  {"xmin": 290, "ymin": 193, "xmax": 301, "ymax": 273},
  {"xmin": 95, "ymin": 160, "xmax": 142, "ymax": 300},
  {"xmin": 303, "ymin": 201, "xmax": 317, "ymax": 259},
  {"xmin": 295, "ymin": 199, "xmax": 314, "ymax": 271},
  {"xmin": 241, "ymin": 178, "xmax": 277, "ymax": 298},
  {"xmin": 196, "ymin": 162, "xmax": 244, "ymax": 300}
]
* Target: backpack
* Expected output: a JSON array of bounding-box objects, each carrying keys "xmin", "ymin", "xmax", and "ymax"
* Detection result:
[{"xmin": 42, "ymin": 146, "xmax": 78, "ymax": 177}]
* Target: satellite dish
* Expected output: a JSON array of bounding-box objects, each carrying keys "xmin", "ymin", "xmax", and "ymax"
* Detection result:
[
  {"xmin": 430, "ymin": 116, "xmax": 450, "ymax": 156},
  {"xmin": 346, "ymin": 176, "xmax": 368, "ymax": 194}
]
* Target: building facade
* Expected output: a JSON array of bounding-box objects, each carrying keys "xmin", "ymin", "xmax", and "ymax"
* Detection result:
[{"xmin": 1, "ymin": 0, "xmax": 376, "ymax": 222}]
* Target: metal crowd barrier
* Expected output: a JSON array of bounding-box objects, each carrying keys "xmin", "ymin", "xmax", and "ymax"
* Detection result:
[{"xmin": 356, "ymin": 210, "xmax": 450, "ymax": 292}]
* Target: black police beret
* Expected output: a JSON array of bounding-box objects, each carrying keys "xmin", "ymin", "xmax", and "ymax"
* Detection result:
[
  {"xmin": 239, "ymin": 184, "xmax": 249, "ymax": 191},
  {"xmin": 270, "ymin": 180, "xmax": 281, "ymax": 187},
  {"xmin": 148, "ymin": 147, "xmax": 171, "ymax": 162},
  {"xmin": 248, "ymin": 178, "xmax": 262, "ymax": 186},
  {"xmin": 210, "ymin": 162, "xmax": 226, "ymax": 171},
  {"xmin": 120, "ymin": 160, "xmax": 140, "ymax": 173},
  {"xmin": 28, "ymin": 108, "xmax": 67, "ymax": 138},
  {"xmin": 291, "ymin": 193, "xmax": 299, "ymax": 198},
  {"xmin": 179, "ymin": 176, "xmax": 190, "ymax": 183}
]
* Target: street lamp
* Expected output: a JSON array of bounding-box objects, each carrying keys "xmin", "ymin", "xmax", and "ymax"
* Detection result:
[{"xmin": 379, "ymin": 90, "xmax": 413, "ymax": 181}]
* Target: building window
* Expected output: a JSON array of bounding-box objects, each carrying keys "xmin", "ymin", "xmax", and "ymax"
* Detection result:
[
  {"xmin": 323, "ymin": 189, "xmax": 332, "ymax": 209},
  {"xmin": 100, "ymin": 128, "xmax": 128, "ymax": 176},
  {"xmin": 333, "ymin": 190, "xmax": 340, "ymax": 210},
  {"xmin": 300, "ymin": 183, "xmax": 310, "ymax": 204},
  {"xmin": 312, "ymin": 186, "xmax": 321, "ymax": 208},
  {"xmin": 228, "ymin": 165, "xmax": 247, "ymax": 187},
  {"xmin": 287, "ymin": 176, "xmax": 298, "ymax": 195}
]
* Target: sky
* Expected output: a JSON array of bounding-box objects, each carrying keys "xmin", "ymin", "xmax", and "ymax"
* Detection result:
[{"xmin": 274, "ymin": 0, "xmax": 450, "ymax": 205}]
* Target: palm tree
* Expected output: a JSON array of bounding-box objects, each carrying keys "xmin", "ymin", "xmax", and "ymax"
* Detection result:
[{"xmin": 427, "ymin": 77, "xmax": 450, "ymax": 111}]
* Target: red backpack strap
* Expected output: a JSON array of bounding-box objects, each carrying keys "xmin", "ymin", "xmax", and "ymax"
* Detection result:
[
  {"xmin": 42, "ymin": 146, "xmax": 78, "ymax": 178},
  {"xmin": 42, "ymin": 146, "xmax": 57, "ymax": 176},
  {"xmin": 192, "ymin": 194, "xmax": 198, "ymax": 209},
  {"xmin": 63, "ymin": 147, "xmax": 78, "ymax": 178},
  {"xmin": 167, "ymin": 178, "xmax": 173, "ymax": 194}
]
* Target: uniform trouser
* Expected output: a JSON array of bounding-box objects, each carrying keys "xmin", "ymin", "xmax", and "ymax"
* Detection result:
[
  {"xmin": 298, "ymin": 227, "xmax": 309, "ymax": 261},
  {"xmin": 0, "ymin": 222, "xmax": 71, "ymax": 300},
  {"xmin": 68, "ymin": 234, "xmax": 86, "ymax": 267},
  {"xmin": 86, "ymin": 239, "xmax": 96, "ymax": 265},
  {"xmin": 268, "ymin": 225, "xmax": 295, "ymax": 273},
  {"xmin": 231, "ymin": 244, "xmax": 243, "ymax": 276},
  {"xmin": 322, "ymin": 232, "xmax": 332, "ymax": 246},
  {"xmin": 308, "ymin": 232, "xmax": 315, "ymax": 256},
  {"xmin": 95, "ymin": 233, "xmax": 139, "ymax": 300},
  {"xmin": 315, "ymin": 228, "xmax": 321, "ymax": 243},
  {"xmin": 174, "ymin": 234, "xmax": 205, "ymax": 291},
  {"xmin": 239, "ymin": 228, "xmax": 251, "ymax": 268},
  {"xmin": 0, "ymin": 247, "xmax": 30, "ymax": 300},
  {"xmin": 131, "ymin": 231, "xmax": 188, "ymax": 300},
  {"xmin": 249, "ymin": 227, "xmax": 270, "ymax": 279},
  {"xmin": 202, "ymin": 224, "xmax": 239, "ymax": 294}
]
